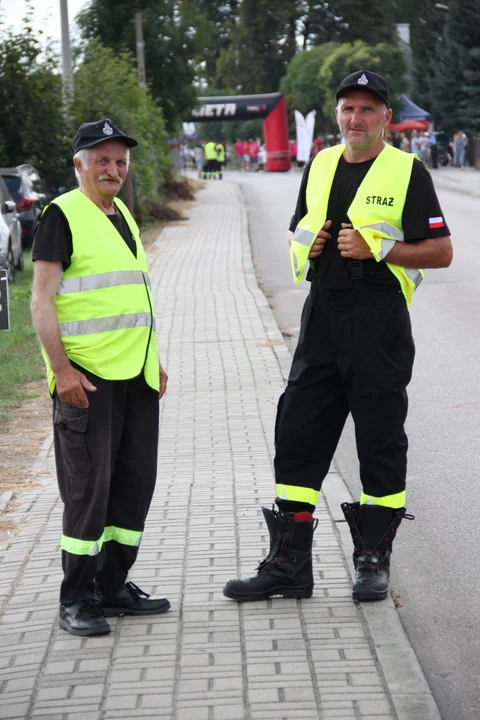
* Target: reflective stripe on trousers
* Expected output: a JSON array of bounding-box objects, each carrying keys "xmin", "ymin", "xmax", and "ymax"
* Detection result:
[
  {"xmin": 360, "ymin": 491, "xmax": 406, "ymax": 509},
  {"xmin": 61, "ymin": 525, "xmax": 143, "ymax": 556}
]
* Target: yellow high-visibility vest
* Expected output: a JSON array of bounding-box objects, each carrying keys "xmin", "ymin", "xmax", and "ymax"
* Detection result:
[
  {"xmin": 42, "ymin": 189, "xmax": 159, "ymax": 394},
  {"xmin": 204, "ymin": 142, "xmax": 218, "ymax": 160},
  {"xmin": 290, "ymin": 143, "xmax": 424, "ymax": 305},
  {"xmin": 216, "ymin": 144, "xmax": 225, "ymax": 162}
]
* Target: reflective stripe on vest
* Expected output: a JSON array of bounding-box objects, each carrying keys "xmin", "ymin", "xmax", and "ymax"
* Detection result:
[
  {"xmin": 59, "ymin": 312, "xmax": 155, "ymax": 337},
  {"xmin": 290, "ymin": 143, "xmax": 424, "ymax": 305},
  {"xmin": 58, "ymin": 270, "xmax": 151, "ymax": 294},
  {"xmin": 42, "ymin": 190, "xmax": 159, "ymax": 393}
]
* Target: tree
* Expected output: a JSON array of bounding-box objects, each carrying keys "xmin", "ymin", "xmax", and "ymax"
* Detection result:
[
  {"xmin": 317, "ymin": 40, "xmax": 407, "ymax": 120},
  {"xmin": 409, "ymin": 0, "xmax": 449, "ymax": 111},
  {"xmin": 0, "ymin": 10, "xmax": 71, "ymax": 190},
  {"xmin": 281, "ymin": 40, "xmax": 407, "ymax": 134},
  {"xmin": 280, "ymin": 43, "xmax": 341, "ymax": 131},
  {"xmin": 73, "ymin": 41, "xmax": 171, "ymax": 211},
  {"xmin": 296, "ymin": 2, "xmax": 343, "ymax": 50},
  {"xmin": 77, "ymin": 0, "xmax": 197, "ymax": 133},
  {"xmin": 332, "ymin": 0, "xmax": 397, "ymax": 44},
  {"xmin": 214, "ymin": 0, "xmax": 298, "ymax": 93},
  {"xmin": 179, "ymin": 0, "xmax": 240, "ymax": 85},
  {"xmin": 430, "ymin": 0, "xmax": 480, "ymax": 134}
]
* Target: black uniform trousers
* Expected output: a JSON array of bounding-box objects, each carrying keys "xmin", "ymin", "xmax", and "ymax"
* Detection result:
[
  {"xmin": 274, "ymin": 280, "xmax": 415, "ymax": 501},
  {"xmin": 53, "ymin": 366, "xmax": 159, "ymax": 605}
]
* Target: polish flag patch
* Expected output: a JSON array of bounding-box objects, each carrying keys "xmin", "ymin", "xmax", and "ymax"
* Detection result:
[{"xmin": 429, "ymin": 216, "xmax": 444, "ymax": 229}]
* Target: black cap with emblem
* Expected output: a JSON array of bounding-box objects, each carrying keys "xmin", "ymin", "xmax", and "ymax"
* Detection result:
[
  {"xmin": 336, "ymin": 71, "xmax": 390, "ymax": 108},
  {"xmin": 73, "ymin": 118, "xmax": 138, "ymax": 154}
]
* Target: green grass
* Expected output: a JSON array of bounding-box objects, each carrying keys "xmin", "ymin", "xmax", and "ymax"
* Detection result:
[{"xmin": 0, "ymin": 253, "xmax": 45, "ymax": 420}]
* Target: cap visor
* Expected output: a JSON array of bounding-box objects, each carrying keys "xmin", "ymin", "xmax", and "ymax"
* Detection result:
[
  {"xmin": 76, "ymin": 135, "xmax": 138, "ymax": 151},
  {"xmin": 336, "ymin": 85, "xmax": 388, "ymax": 106}
]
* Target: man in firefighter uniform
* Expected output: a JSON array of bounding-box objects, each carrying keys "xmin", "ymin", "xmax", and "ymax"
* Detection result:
[
  {"xmin": 224, "ymin": 71, "xmax": 453, "ymax": 603},
  {"xmin": 31, "ymin": 119, "xmax": 170, "ymax": 636},
  {"xmin": 203, "ymin": 139, "xmax": 219, "ymax": 179},
  {"xmin": 215, "ymin": 141, "xmax": 225, "ymax": 179}
]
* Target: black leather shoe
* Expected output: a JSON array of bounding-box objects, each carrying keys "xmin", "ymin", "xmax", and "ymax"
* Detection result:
[
  {"xmin": 95, "ymin": 581, "xmax": 170, "ymax": 617},
  {"xmin": 59, "ymin": 598, "xmax": 111, "ymax": 636}
]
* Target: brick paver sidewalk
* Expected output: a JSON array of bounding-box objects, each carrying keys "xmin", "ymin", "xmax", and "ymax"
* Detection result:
[{"xmin": 0, "ymin": 180, "xmax": 440, "ymax": 720}]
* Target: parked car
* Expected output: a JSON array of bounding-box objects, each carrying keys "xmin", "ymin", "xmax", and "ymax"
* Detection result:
[
  {"xmin": 0, "ymin": 164, "xmax": 52, "ymax": 248},
  {"xmin": 0, "ymin": 176, "xmax": 23, "ymax": 283}
]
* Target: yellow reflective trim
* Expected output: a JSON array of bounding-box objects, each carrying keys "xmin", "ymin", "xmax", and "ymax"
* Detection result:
[
  {"xmin": 104, "ymin": 525, "xmax": 142, "ymax": 547},
  {"xmin": 275, "ymin": 484, "xmax": 319, "ymax": 506},
  {"xmin": 61, "ymin": 533, "xmax": 104, "ymax": 556},
  {"xmin": 360, "ymin": 491, "xmax": 406, "ymax": 509}
]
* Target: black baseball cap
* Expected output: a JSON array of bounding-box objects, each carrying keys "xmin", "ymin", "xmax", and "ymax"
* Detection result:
[
  {"xmin": 73, "ymin": 118, "xmax": 138, "ymax": 154},
  {"xmin": 336, "ymin": 71, "xmax": 390, "ymax": 107}
]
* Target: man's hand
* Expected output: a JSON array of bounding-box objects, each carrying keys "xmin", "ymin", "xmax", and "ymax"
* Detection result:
[
  {"xmin": 55, "ymin": 365, "xmax": 97, "ymax": 408},
  {"xmin": 159, "ymin": 360, "xmax": 168, "ymax": 399},
  {"xmin": 308, "ymin": 219, "xmax": 332, "ymax": 259},
  {"xmin": 337, "ymin": 223, "xmax": 373, "ymax": 260}
]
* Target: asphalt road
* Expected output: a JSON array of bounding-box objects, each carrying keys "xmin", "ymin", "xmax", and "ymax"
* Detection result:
[{"xmin": 235, "ymin": 167, "xmax": 480, "ymax": 720}]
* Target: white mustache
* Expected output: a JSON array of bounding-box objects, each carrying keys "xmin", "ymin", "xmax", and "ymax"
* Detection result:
[{"xmin": 98, "ymin": 173, "xmax": 122, "ymax": 184}]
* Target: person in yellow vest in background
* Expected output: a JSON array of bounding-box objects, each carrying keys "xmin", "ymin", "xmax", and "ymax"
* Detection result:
[
  {"xmin": 203, "ymin": 139, "xmax": 219, "ymax": 179},
  {"xmin": 215, "ymin": 141, "xmax": 225, "ymax": 179},
  {"xmin": 224, "ymin": 71, "xmax": 453, "ymax": 604},
  {"xmin": 31, "ymin": 119, "xmax": 170, "ymax": 637}
]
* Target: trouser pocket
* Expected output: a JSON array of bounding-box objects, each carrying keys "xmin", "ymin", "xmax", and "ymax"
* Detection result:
[{"xmin": 54, "ymin": 399, "xmax": 92, "ymax": 501}]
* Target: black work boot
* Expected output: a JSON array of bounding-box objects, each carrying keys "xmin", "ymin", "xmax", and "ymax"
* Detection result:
[
  {"xmin": 223, "ymin": 507, "xmax": 316, "ymax": 602},
  {"xmin": 341, "ymin": 502, "xmax": 412, "ymax": 601},
  {"xmin": 95, "ymin": 581, "xmax": 170, "ymax": 617},
  {"xmin": 59, "ymin": 597, "xmax": 111, "ymax": 636}
]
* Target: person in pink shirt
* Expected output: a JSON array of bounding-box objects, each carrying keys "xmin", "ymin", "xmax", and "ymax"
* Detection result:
[
  {"xmin": 234, "ymin": 138, "xmax": 245, "ymax": 170},
  {"xmin": 249, "ymin": 138, "xmax": 260, "ymax": 171}
]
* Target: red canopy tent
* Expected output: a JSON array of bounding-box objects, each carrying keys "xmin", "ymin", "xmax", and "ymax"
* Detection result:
[{"xmin": 389, "ymin": 119, "xmax": 430, "ymax": 132}]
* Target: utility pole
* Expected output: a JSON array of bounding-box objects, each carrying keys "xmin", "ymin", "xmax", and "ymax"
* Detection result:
[
  {"xmin": 135, "ymin": 12, "xmax": 147, "ymax": 87},
  {"xmin": 126, "ymin": 11, "xmax": 147, "ymax": 214},
  {"xmin": 60, "ymin": 0, "xmax": 73, "ymax": 111}
]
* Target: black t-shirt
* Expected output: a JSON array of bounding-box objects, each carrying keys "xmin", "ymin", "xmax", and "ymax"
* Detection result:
[
  {"xmin": 289, "ymin": 154, "xmax": 450, "ymax": 291},
  {"xmin": 32, "ymin": 203, "xmax": 137, "ymax": 269}
]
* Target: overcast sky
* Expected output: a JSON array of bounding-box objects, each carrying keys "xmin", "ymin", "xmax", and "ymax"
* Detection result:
[{"xmin": 1, "ymin": 0, "xmax": 88, "ymax": 45}]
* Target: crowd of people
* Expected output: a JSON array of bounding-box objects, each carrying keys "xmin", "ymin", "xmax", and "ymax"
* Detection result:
[
  {"xmin": 181, "ymin": 139, "xmax": 226, "ymax": 179},
  {"xmin": 233, "ymin": 138, "xmax": 264, "ymax": 170},
  {"xmin": 180, "ymin": 128, "xmax": 470, "ymax": 179},
  {"xmin": 181, "ymin": 137, "xmax": 266, "ymax": 176},
  {"xmin": 389, "ymin": 129, "xmax": 469, "ymax": 169}
]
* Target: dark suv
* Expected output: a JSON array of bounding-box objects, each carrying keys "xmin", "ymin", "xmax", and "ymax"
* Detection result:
[{"xmin": 0, "ymin": 165, "xmax": 52, "ymax": 248}]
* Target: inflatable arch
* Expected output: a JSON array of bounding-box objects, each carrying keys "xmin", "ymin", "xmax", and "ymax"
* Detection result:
[{"xmin": 186, "ymin": 93, "xmax": 291, "ymax": 172}]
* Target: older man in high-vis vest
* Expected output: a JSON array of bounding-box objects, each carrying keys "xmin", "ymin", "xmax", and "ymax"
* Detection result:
[
  {"xmin": 31, "ymin": 119, "xmax": 170, "ymax": 636},
  {"xmin": 224, "ymin": 71, "xmax": 453, "ymax": 604}
]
